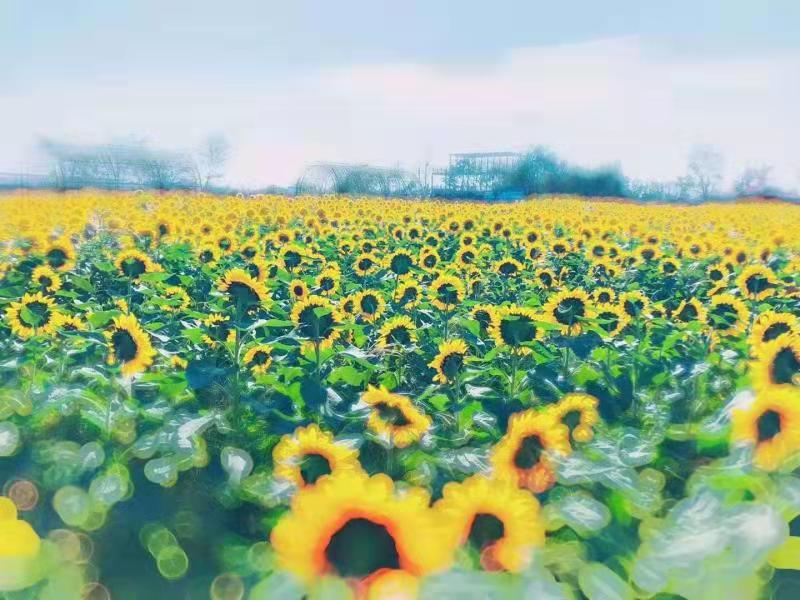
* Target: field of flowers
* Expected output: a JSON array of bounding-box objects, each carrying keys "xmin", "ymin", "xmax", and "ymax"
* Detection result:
[{"xmin": 0, "ymin": 192, "xmax": 799, "ymax": 599}]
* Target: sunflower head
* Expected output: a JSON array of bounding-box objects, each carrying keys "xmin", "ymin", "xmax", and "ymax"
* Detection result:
[
  {"xmin": 429, "ymin": 339, "xmax": 468, "ymax": 384},
  {"xmin": 592, "ymin": 287, "xmax": 616, "ymax": 305},
  {"xmin": 243, "ymin": 344, "xmax": 273, "ymax": 375},
  {"xmin": 5, "ymin": 292, "xmax": 60, "ymax": 339},
  {"xmin": 707, "ymin": 293, "xmax": 749, "ymax": 336},
  {"xmin": 377, "ymin": 316, "xmax": 417, "ymax": 349},
  {"xmin": 494, "ymin": 258, "xmax": 523, "ymax": 278},
  {"xmin": 428, "ymin": 274, "xmax": 465, "ymax": 312},
  {"xmin": 31, "ymin": 265, "xmax": 61, "ymax": 293},
  {"xmin": 289, "ymin": 279, "xmax": 310, "ymax": 301},
  {"xmin": 543, "ymin": 289, "xmax": 592, "ymax": 336},
  {"xmin": 115, "ymin": 249, "xmax": 160, "ymax": 280},
  {"xmin": 353, "ymin": 290, "xmax": 386, "ymax": 324},
  {"xmin": 354, "ymin": 253, "xmax": 380, "ymax": 277},
  {"xmin": 750, "ymin": 312, "xmax": 798, "ymax": 348},
  {"xmin": 547, "ymin": 393, "xmax": 601, "ymax": 443},
  {"xmin": 290, "ymin": 295, "xmax": 342, "ymax": 349},
  {"xmin": 731, "ymin": 388, "xmax": 800, "ymax": 470},
  {"xmin": 217, "ymin": 268, "xmax": 269, "ymax": 311},
  {"xmin": 489, "ymin": 306, "xmax": 544, "ymax": 354},
  {"xmin": 385, "ymin": 250, "xmax": 415, "ymax": 276},
  {"xmin": 737, "ymin": 264, "xmax": 778, "ymax": 301},
  {"xmin": 361, "ymin": 386, "xmax": 431, "ymax": 448},
  {"xmin": 672, "ymin": 298, "xmax": 707, "ymax": 325},
  {"xmin": 594, "ymin": 303, "xmax": 629, "ymax": 338},
  {"xmin": 751, "ymin": 335, "xmax": 800, "ymax": 391},
  {"xmin": 620, "ymin": 290, "xmax": 650, "ymax": 319},
  {"xmin": 394, "ymin": 279, "xmax": 421, "ymax": 309},
  {"xmin": 104, "ymin": 314, "xmax": 156, "ymax": 377},
  {"xmin": 273, "ymin": 424, "xmax": 362, "ymax": 488}
]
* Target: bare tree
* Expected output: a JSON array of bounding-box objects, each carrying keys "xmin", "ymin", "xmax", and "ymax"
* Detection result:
[
  {"xmin": 685, "ymin": 145, "xmax": 724, "ymax": 201},
  {"xmin": 734, "ymin": 165, "xmax": 772, "ymax": 197},
  {"xmin": 192, "ymin": 134, "xmax": 230, "ymax": 190}
]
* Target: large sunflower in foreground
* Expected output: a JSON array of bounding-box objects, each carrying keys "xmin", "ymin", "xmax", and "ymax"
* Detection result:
[
  {"xmin": 542, "ymin": 289, "xmax": 592, "ymax": 336},
  {"xmin": 290, "ymin": 295, "xmax": 343, "ymax": 349},
  {"xmin": 217, "ymin": 268, "xmax": 269, "ymax": 311},
  {"xmin": 104, "ymin": 314, "xmax": 156, "ymax": 377},
  {"xmin": 491, "ymin": 409, "xmax": 570, "ymax": 493},
  {"xmin": 270, "ymin": 471, "xmax": 451, "ymax": 590},
  {"xmin": 273, "ymin": 424, "xmax": 362, "ymax": 488},
  {"xmin": 750, "ymin": 335, "xmax": 800, "ymax": 392},
  {"xmin": 731, "ymin": 388, "xmax": 800, "ymax": 470},
  {"xmin": 749, "ymin": 311, "xmax": 798, "ymax": 348},
  {"xmin": 429, "ymin": 339, "xmax": 468, "ymax": 384},
  {"xmin": 0, "ymin": 496, "xmax": 41, "ymax": 559},
  {"xmin": 361, "ymin": 386, "xmax": 431, "ymax": 448},
  {"xmin": 5, "ymin": 292, "xmax": 61, "ymax": 339},
  {"xmin": 489, "ymin": 306, "xmax": 544, "ymax": 355},
  {"xmin": 428, "ymin": 273, "xmax": 465, "ymax": 311},
  {"xmin": 434, "ymin": 475, "xmax": 544, "ymax": 572}
]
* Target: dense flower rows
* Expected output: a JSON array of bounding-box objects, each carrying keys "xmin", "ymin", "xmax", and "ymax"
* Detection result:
[{"xmin": 0, "ymin": 192, "xmax": 799, "ymax": 599}]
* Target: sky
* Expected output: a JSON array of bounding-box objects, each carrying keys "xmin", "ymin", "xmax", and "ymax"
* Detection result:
[{"xmin": 2, "ymin": 0, "xmax": 799, "ymax": 190}]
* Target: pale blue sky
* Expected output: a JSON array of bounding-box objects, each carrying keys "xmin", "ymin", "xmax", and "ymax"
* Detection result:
[{"xmin": 2, "ymin": 1, "xmax": 799, "ymax": 188}]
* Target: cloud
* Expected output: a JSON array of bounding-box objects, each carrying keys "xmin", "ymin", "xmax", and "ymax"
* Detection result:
[{"xmin": 2, "ymin": 36, "xmax": 798, "ymax": 190}]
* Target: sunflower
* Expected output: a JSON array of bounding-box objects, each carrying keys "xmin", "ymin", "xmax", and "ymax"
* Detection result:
[
  {"xmin": 636, "ymin": 244, "xmax": 661, "ymax": 262},
  {"xmin": 418, "ymin": 249, "xmax": 441, "ymax": 272},
  {"xmin": 659, "ymin": 257, "xmax": 680, "ymax": 277},
  {"xmin": 494, "ymin": 258, "xmax": 523, "ymax": 278},
  {"xmin": 31, "ymin": 265, "xmax": 61, "ymax": 292},
  {"xmin": 706, "ymin": 263, "xmax": 729, "ymax": 294},
  {"xmin": 289, "ymin": 279, "xmax": 310, "ymax": 302},
  {"xmin": 592, "ymin": 287, "xmax": 616, "ymax": 305},
  {"xmin": 706, "ymin": 293, "xmax": 750, "ymax": 337},
  {"xmin": 115, "ymin": 249, "xmax": 161, "ymax": 280},
  {"xmin": 672, "ymin": 298, "xmax": 707, "ymax": 325},
  {"xmin": 197, "ymin": 242, "xmax": 220, "ymax": 267},
  {"xmin": 202, "ymin": 313, "xmax": 236, "ymax": 347},
  {"xmin": 524, "ymin": 243, "xmax": 546, "ymax": 263},
  {"xmin": 377, "ymin": 316, "xmax": 417, "ymax": 349},
  {"xmin": 361, "ymin": 386, "xmax": 431, "ymax": 448},
  {"xmin": 490, "ymin": 409, "xmax": 570, "ymax": 493},
  {"xmin": 428, "ymin": 273, "xmax": 465, "ymax": 311},
  {"xmin": 550, "ymin": 240, "xmax": 572, "ymax": 258},
  {"xmin": 434, "ymin": 475, "xmax": 544, "ymax": 572},
  {"xmin": 354, "ymin": 252, "xmax": 380, "ymax": 277},
  {"xmin": 273, "ymin": 424, "xmax": 362, "ymax": 489},
  {"xmin": 5, "ymin": 292, "xmax": 61, "ymax": 339},
  {"xmin": 0, "ymin": 496, "xmax": 41, "ymax": 559},
  {"xmin": 217, "ymin": 268, "xmax": 269, "ymax": 311},
  {"xmin": 749, "ymin": 311, "xmax": 799, "ymax": 347},
  {"xmin": 455, "ymin": 246, "xmax": 479, "ymax": 268},
  {"xmin": 270, "ymin": 471, "xmax": 451, "ymax": 590},
  {"xmin": 594, "ymin": 303, "xmax": 629, "ymax": 338},
  {"xmin": 619, "ymin": 290, "xmax": 650, "ymax": 319},
  {"xmin": 547, "ymin": 393, "xmax": 600, "ymax": 443},
  {"xmin": 278, "ymin": 244, "xmax": 308, "ymax": 271},
  {"xmin": 429, "ymin": 339, "xmax": 468, "ymax": 384},
  {"xmin": 57, "ymin": 314, "xmax": 87, "ymax": 332},
  {"xmin": 542, "ymin": 289, "xmax": 592, "ymax": 336},
  {"xmin": 315, "ymin": 269, "xmax": 341, "ymax": 297},
  {"xmin": 243, "ymin": 344, "xmax": 273, "ymax": 375},
  {"xmin": 737, "ymin": 264, "xmax": 779, "ymax": 301},
  {"xmin": 385, "ymin": 250, "xmax": 415, "ymax": 277},
  {"xmin": 394, "ymin": 278, "xmax": 422, "ymax": 309},
  {"xmin": 731, "ymin": 388, "xmax": 800, "ymax": 470},
  {"xmin": 104, "ymin": 314, "xmax": 156, "ymax": 377},
  {"xmin": 470, "ymin": 304, "xmax": 496, "ymax": 335},
  {"xmin": 161, "ymin": 286, "xmax": 190, "ymax": 313},
  {"xmin": 750, "ymin": 335, "xmax": 800, "ymax": 392},
  {"xmin": 290, "ymin": 295, "xmax": 343, "ymax": 349},
  {"xmin": 590, "ymin": 258, "xmax": 619, "ymax": 280},
  {"xmin": 534, "ymin": 268, "xmax": 557, "ymax": 289},
  {"xmin": 489, "ymin": 306, "xmax": 544, "ymax": 354},
  {"xmin": 351, "ymin": 290, "xmax": 385, "ymax": 324},
  {"xmin": 42, "ymin": 238, "xmax": 76, "ymax": 271}
]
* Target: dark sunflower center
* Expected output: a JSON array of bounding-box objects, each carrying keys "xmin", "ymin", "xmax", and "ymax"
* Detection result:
[
  {"xmin": 562, "ymin": 410, "xmax": 582, "ymax": 436},
  {"xmin": 360, "ymin": 295, "xmax": 379, "ymax": 314},
  {"xmin": 663, "ymin": 262, "xmax": 677, "ymax": 273},
  {"xmin": 243, "ymin": 246, "xmax": 257, "ymax": 259},
  {"xmin": 390, "ymin": 255, "xmax": 412, "ymax": 275},
  {"xmin": 387, "ymin": 327, "xmax": 411, "ymax": 346},
  {"xmin": 710, "ymin": 269, "xmax": 723, "ymax": 281},
  {"xmin": 298, "ymin": 305, "xmax": 335, "ymax": 340},
  {"xmin": 46, "ymin": 248, "xmax": 68, "ymax": 268},
  {"xmin": 112, "ymin": 330, "xmax": 139, "ymax": 362},
  {"xmin": 20, "ymin": 301, "xmax": 51, "ymax": 327},
  {"xmin": 772, "ymin": 349, "xmax": 800, "ymax": 385},
  {"xmin": 641, "ymin": 248, "xmax": 655, "ymax": 260},
  {"xmin": 597, "ymin": 292, "xmax": 611, "ymax": 303},
  {"xmin": 539, "ymin": 273, "xmax": 553, "ymax": 286},
  {"xmin": 376, "ymin": 403, "xmax": 411, "ymax": 426},
  {"xmin": 554, "ymin": 298, "xmax": 586, "ymax": 325},
  {"xmin": 251, "ymin": 350, "xmax": 270, "ymax": 366},
  {"xmin": 763, "ymin": 323, "xmax": 791, "ymax": 342},
  {"xmin": 293, "ymin": 285, "xmax": 305, "ymax": 297},
  {"xmin": 757, "ymin": 409, "xmax": 782, "ymax": 443},
  {"xmin": 499, "ymin": 262, "xmax": 518, "ymax": 276},
  {"xmin": 710, "ymin": 304, "xmax": 738, "ymax": 330},
  {"xmin": 436, "ymin": 284, "xmax": 459, "ymax": 306},
  {"xmin": 39, "ymin": 276, "xmax": 53, "ymax": 288},
  {"xmin": 553, "ymin": 244, "xmax": 566, "ymax": 254},
  {"xmin": 325, "ymin": 518, "xmax": 400, "ymax": 578},
  {"xmin": 500, "ymin": 315, "xmax": 538, "ymax": 346},
  {"xmin": 227, "ymin": 282, "xmax": 260, "ymax": 307},
  {"xmin": 283, "ymin": 251, "xmax": 301, "ymax": 269},
  {"xmin": 474, "ymin": 310, "xmax": 491, "ymax": 331},
  {"xmin": 218, "ymin": 238, "xmax": 232, "ymax": 250},
  {"xmin": 441, "ymin": 353, "xmax": 464, "ymax": 379},
  {"xmin": 746, "ymin": 275, "xmax": 771, "ymax": 295},
  {"xmin": 299, "ymin": 452, "xmax": 332, "ymax": 485},
  {"xmin": 592, "ymin": 246, "xmax": 605, "ymax": 257},
  {"xmin": 461, "ymin": 251, "xmax": 475, "ymax": 264},
  {"xmin": 200, "ymin": 250, "xmax": 214, "ymax": 263},
  {"xmin": 400, "ymin": 288, "xmax": 418, "ymax": 305},
  {"xmin": 358, "ymin": 259, "xmax": 373, "ymax": 272},
  {"xmin": 320, "ymin": 277, "xmax": 335, "ymax": 291},
  {"xmin": 158, "ymin": 223, "xmax": 169, "ymax": 237},
  {"xmin": 678, "ymin": 303, "xmax": 699, "ymax": 321},
  {"xmin": 598, "ymin": 311, "xmax": 620, "ymax": 333},
  {"xmin": 121, "ymin": 258, "xmax": 146, "ymax": 278},
  {"xmin": 246, "ymin": 263, "xmax": 260, "ymax": 279},
  {"xmin": 468, "ymin": 513, "xmax": 505, "ymax": 550},
  {"xmin": 624, "ymin": 299, "xmax": 644, "ymax": 317},
  {"xmin": 514, "ymin": 434, "xmax": 544, "ymax": 469}
]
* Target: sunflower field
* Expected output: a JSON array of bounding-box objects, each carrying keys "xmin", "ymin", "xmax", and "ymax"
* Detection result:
[{"xmin": 0, "ymin": 192, "xmax": 799, "ymax": 600}]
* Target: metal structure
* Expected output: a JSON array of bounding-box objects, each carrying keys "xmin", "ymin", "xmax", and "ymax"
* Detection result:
[
  {"xmin": 432, "ymin": 152, "xmax": 521, "ymax": 197},
  {"xmin": 295, "ymin": 163, "xmax": 422, "ymax": 197}
]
